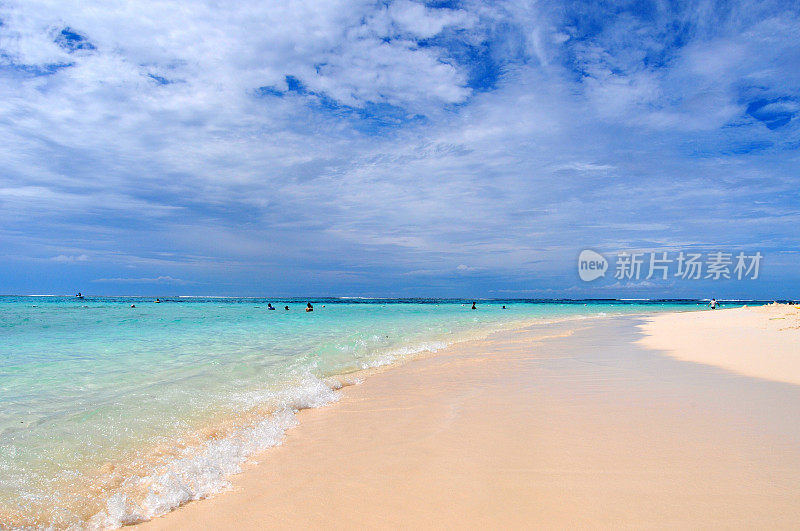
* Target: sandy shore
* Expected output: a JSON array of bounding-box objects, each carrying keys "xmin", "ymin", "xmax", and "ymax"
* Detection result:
[
  {"xmin": 640, "ymin": 303, "xmax": 800, "ymax": 385},
  {"xmin": 139, "ymin": 309, "xmax": 800, "ymax": 529}
]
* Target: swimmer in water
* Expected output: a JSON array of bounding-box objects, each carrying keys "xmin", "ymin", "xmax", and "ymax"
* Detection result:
[
  {"xmin": 306, "ymin": 302, "xmax": 314, "ymax": 312},
  {"xmin": 284, "ymin": 305, "xmax": 290, "ymax": 310},
  {"xmin": 267, "ymin": 303, "xmax": 275, "ymax": 310},
  {"xmin": 155, "ymin": 298, "xmax": 161, "ymax": 303}
]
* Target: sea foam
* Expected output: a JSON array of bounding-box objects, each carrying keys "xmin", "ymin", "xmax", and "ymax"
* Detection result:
[{"xmin": 88, "ymin": 374, "xmax": 341, "ymax": 528}]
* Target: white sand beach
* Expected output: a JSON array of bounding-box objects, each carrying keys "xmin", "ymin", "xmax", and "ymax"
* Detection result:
[
  {"xmin": 138, "ymin": 306, "xmax": 800, "ymax": 529},
  {"xmin": 640, "ymin": 303, "xmax": 800, "ymax": 385}
]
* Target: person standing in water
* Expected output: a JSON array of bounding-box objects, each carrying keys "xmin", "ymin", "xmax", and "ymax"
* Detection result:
[
  {"xmin": 284, "ymin": 305, "xmax": 290, "ymax": 310},
  {"xmin": 471, "ymin": 302, "xmax": 476, "ymax": 310},
  {"xmin": 709, "ymin": 298, "xmax": 717, "ymax": 310},
  {"xmin": 306, "ymin": 302, "xmax": 314, "ymax": 312}
]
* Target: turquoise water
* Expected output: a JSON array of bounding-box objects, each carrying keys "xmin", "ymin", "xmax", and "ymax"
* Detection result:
[{"xmin": 0, "ymin": 297, "xmax": 716, "ymax": 528}]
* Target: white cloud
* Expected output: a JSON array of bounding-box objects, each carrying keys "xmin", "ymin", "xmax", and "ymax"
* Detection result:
[
  {"xmin": 51, "ymin": 254, "xmax": 89, "ymax": 263},
  {"xmin": 388, "ymin": 0, "xmax": 477, "ymax": 39},
  {"xmin": 91, "ymin": 276, "xmax": 191, "ymax": 284}
]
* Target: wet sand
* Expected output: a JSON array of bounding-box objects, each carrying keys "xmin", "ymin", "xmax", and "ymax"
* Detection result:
[{"xmin": 139, "ymin": 313, "xmax": 800, "ymax": 529}]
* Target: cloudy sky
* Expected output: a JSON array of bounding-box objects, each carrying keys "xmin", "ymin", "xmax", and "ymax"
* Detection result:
[{"xmin": 1, "ymin": 0, "xmax": 798, "ymax": 298}]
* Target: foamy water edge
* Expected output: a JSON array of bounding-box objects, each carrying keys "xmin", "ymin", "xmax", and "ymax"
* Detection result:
[{"xmin": 77, "ymin": 314, "xmax": 603, "ymax": 529}]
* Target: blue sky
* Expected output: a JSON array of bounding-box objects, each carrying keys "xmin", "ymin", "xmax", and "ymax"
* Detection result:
[{"xmin": 0, "ymin": 0, "xmax": 798, "ymax": 298}]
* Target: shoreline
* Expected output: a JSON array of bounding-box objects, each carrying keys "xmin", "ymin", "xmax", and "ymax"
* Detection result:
[
  {"xmin": 2, "ymin": 308, "xmax": 660, "ymax": 529},
  {"xmin": 137, "ymin": 307, "xmax": 800, "ymax": 529},
  {"xmin": 84, "ymin": 314, "xmax": 597, "ymax": 528}
]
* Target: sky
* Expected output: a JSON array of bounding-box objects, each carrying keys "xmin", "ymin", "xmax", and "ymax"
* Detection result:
[{"xmin": 0, "ymin": 0, "xmax": 799, "ymax": 298}]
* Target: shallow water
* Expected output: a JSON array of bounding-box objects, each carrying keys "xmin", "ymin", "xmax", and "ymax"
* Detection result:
[{"xmin": 0, "ymin": 297, "xmax": 720, "ymax": 528}]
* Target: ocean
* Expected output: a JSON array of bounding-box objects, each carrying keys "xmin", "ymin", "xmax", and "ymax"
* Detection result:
[{"xmin": 0, "ymin": 297, "xmax": 727, "ymax": 527}]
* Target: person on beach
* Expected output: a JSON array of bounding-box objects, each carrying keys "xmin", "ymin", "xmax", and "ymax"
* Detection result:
[
  {"xmin": 306, "ymin": 302, "xmax": 314, "ymax": 312},
  {"xmin": 471, "ymin": 302, "xmax": 477, "ymax": 310},
  {"xmin": 709, "ymin": 298, "xmax": 717, "ymax": 310},
  {"xmin": 267, "ymin": 303, "xmax": 275, "ymax": 310}
]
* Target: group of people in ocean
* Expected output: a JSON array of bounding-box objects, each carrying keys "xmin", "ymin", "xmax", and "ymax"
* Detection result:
[
  {"xmin": 127, "ymin": 301, "xmax": 500, "ymax": 312},
  {"xmin": 80, "ymin": 294, "xmax": 505, "ymax": 312},
  {"xmin": 266, "ymin": 302, "xmax": 314, "ymax": 312},
  {"xmin": 128, "ymin": 300, "xmax": 317, "ymax": 311}
]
